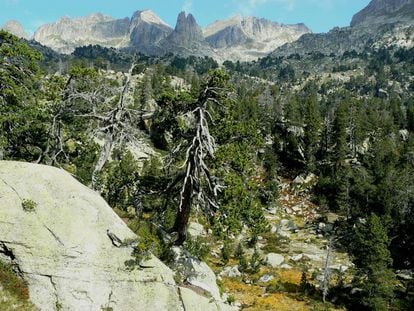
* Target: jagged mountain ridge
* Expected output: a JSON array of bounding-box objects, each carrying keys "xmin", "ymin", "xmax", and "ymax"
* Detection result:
[
  {"xmin": 205, "ymin": 15, "xmax": 310, "ymax": 61},
  {"xmin": 11, "ymin": 10, "xmax": 310, "ymax": 61},
  {"xmin": 33, "ymin": 13, "xmax": 131, "ymax": 54},
  {"xmin": 272, "ymin": 0, "xmax": 414, "ymax": 57}
]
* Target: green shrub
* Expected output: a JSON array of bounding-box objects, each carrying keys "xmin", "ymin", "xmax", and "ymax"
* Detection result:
[
  {"xmin": 22, "ymin": 199, "xmax": 37, "ymax": 212},
  {"xmin": 221, "ymin": 241, "xmax": 231, "ymax": 265},
  {"xmin": 227, "ymin": 294, "xmax": 236, "ymax": 304},
  {"xmin": 234, "ymin": 243, "xmax": 244, "ymax": 260},
  {"xmin": 249, "ymin": 248, "xmax": 262, "ymax": 273},
  {"xmin": 184, "ymin": 236, "xmax": 209, "ymax": 260}
]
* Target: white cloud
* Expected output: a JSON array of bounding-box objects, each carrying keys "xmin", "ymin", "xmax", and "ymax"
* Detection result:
[{"xmin": 182, "ymin": 0, "xmax": 193, "ymax": 13}]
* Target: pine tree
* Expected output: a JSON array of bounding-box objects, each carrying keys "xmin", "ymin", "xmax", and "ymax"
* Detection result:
[
  {"xmin": 333, "ymin": 101, "xmax": 349, "ymax": 166},
  {"xmin": 304, "ymin": 91, "xmax": 322, "ymax": 172},
  {"xmin": 352, "ymin": 214, "xmax": 396, "ymax": 311}
]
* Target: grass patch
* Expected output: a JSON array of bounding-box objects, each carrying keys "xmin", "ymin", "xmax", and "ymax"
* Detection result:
[
  {"xmin": 0, "ymin": 261, "xmax": 29, "ymax": 300},
  {"xmin": 261, "ymin": 233, "xmax": 290, "ymax": 254},
  {"xmin": 221, "ymin": 277, "xmax": 310, "ymax": 311},
  {"xmin": 0, "ymin": 261, "xmax": 37, "ymax": 310}
]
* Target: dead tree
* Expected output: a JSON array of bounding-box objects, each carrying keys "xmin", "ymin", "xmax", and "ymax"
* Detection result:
[
  {"xmin": 41, "ymin": 63, "xmax": 143, "ymax": 189},
  {"xmin": 90, "ymin": 64, "xmax": 135, "ymax": 189},
  {"xmin": 322, "ymin": 237, "xmax": 333, "ymax": 303},
  {"xmin": 172, "ymin": 74, "xmax": 227, "ymax": 245}
]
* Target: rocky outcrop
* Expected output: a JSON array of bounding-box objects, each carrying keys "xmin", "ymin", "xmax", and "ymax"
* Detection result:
[
  {"xmin": 156, "ymin": 12, "xmax": 217, "ymax": 59},
  {"xmin": 33, "ymin": 13, "xmax": 130, "ymax": 54},
  {"xmin": 204, "ymin": 16, "xmax": 310, "ymax": 61},
  {"xmin": 0, "ymin": 161, "xmax": 232, "ymax": 310},
  {"xmin": 1, "ymin": 20, "xmax": 28, "ymax": 39},
  {"xmin": 168, "ymin": 12, "xmax": 205, "ymax": 45},
  {"xmin": 129, "ymin": 10, "xmax": 172, "ymax": 52},
  {"xmin": 351, "ymin": 0, "xmax": 414, "ymax": 27}
]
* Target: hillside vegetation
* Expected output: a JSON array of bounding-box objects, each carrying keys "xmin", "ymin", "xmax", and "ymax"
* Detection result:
[{"xmin": 1, "ymin": 27, "xmax": 414, "ymax": 310}]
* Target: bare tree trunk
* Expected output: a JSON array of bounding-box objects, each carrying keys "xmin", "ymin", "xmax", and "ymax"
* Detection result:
[
  {"xmin": 173, "ymin": 151, "xmax": 195, "ymax": 245},
  {"xmin": 92, "ymin": 131, "xmax": 114, "ymax": 189},
  {"xmin": 91, "ymin": 65, "xmax": 134, "ymax": 189},
  {"xmin": 322, "ymin": 238, "xmax": 333, "ymax": 303}
]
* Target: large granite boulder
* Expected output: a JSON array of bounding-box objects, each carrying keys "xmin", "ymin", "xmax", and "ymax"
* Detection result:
[{"xmin": 0, "ymin": 161, "xmax": 231, "ymax": 310}]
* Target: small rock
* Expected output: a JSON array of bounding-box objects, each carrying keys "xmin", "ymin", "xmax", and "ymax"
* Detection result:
[
  {"xmin": 265, "ymin": 253, "xmax": 284, "ymax": 267},
  {"xmin": 280, "ymin": 264, "xmax": 292, "ymax": 269},
  {"xmin": 268, "ymin": 208, "xmax": 278, "ymax": 215},
  {"xmin": 259, "ymin": 274, "xmax": 274, "ymax": 283},
  {"xmin": 290, "ymin": 254, "xmax": 303, "ymax": 262},
  {"xmin": 304, "ymin": 254, "xmax": 323, "ymax": 262},
  {"xmin": 220, "ymin": 266, "xmax": 242, "ymax": 278},
  {"xmin": 188, "ymin": 222, "xmax": 205, "ymax": 237},
  {"xmin": 278, "ymin": 231, "xmax": 291, "ymax": 238}
]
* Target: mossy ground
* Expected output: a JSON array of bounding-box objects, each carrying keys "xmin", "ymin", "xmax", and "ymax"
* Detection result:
[{"xmin": 0, "ymin": 261, "xmax": 37, "ymax": 311}]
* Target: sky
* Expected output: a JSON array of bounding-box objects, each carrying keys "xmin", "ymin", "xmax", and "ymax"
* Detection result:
[{"xmin": 0, "ymin": 0, "xmax": 371, "ymax": 35}]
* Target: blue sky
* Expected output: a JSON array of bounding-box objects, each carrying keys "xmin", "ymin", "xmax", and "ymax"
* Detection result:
[{"xmin": 1, "ymin": 0, "xmax": 371, "ymax": 35}]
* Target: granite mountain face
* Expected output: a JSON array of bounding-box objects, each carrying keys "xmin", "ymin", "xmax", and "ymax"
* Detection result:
[
  {"xmin": 33, "ymin": 13, "xmax": 131, "ymax": 54},
  {"xmin": 157, "ymin": 12, "xmax": 218, "ymax": 58},
  {"xmin": 13, "ymin": 10, "xmax": 310, "ymax": 61},
  {"xmin": 351, "ymin": 0, "xmax": 414, "ymax": 26},
  {"xmin": 272, "ymin": 0, "xmax": 414, "ymax": 57},
  {"xmin": 204, "ymin": 16, "xmax": 310, "ymax": 61},
  {"xmin": 129, "ymin": 10, "xmax": 172, "ymax": 53}
]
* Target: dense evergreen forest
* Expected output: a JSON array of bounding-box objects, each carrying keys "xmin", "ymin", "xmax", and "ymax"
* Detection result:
[{"xmin": 1, "ymin": 30, "xmax": 414, "ymax": 310}]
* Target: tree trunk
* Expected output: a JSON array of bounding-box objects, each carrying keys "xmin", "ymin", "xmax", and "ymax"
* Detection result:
[{"xmin": 173, "ymin": 151, "xmax": 196, "ymax": 245}]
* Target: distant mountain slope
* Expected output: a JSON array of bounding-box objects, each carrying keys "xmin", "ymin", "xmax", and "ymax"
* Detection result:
[
  {"xmin": 13, "ymin": 9, "xmax": 311, "ymax": 61},
  {"xmin": 205, "ymin": 16, "xmax": 310, "ymax": 61},
  {"xmin": 33, "ymin": 13, "xmax": 130, "ymax": 54},
  {"xmin": 351, "ymin": 0, "xmax": 414, "ymax": 26},
  {"xmin": 272, "ymin": 0, "xmax": 414, "ymax": 57}
]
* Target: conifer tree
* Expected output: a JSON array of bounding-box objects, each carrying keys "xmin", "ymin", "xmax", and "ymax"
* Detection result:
[{"xmin": 352, "ymin": 214, "xmax": 396, "ymax": 311}]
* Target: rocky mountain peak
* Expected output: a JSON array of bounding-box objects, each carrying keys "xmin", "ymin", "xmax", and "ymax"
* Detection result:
[
  {"xmin": 204, "ymin": 15, "xmax": 311, "ymax": 60},
  {"xmin": 168, "ymin": 11, "xmax": 204, "ymax": 45},
  {"xmin": 131, "ymin": 10, "xmax": 170, "ymax": 27},
  {"xmin": 129, "ymin": 10, "xmax": 172, "ymax": 49},
  {"xmin": 34, "ymin": 14, "xmax": 130, "ymax": 54},
  {"xmin": 1, "ymin": 20, "xmax": 28, "ymax": 39},
  {"xmin": 351, "ymin": 0, "xmax": 414, "ymax": 26}
]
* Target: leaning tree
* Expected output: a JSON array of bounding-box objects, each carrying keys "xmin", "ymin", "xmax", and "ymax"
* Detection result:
[{"xmin": 167, "ymin": 70, "xmax": 230, "ymax": 245}]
